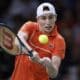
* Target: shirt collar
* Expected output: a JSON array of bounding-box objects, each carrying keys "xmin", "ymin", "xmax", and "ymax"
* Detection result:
[
  {"xmin": 36, "ymin": 24, "xmax": 58, "ymax": 37},
  {"xmin": 48, "ymin": 25, "xmax": 58, "ymax": 37}
]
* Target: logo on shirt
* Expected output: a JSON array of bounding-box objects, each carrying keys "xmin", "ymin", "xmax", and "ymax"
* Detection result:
[{"xmin": 48, "ymin": 44, "xmax": 54, "ymax": 48}]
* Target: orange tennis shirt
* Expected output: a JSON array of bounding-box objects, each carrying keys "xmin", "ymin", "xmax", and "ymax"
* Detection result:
[{"xmin": 11, "ymin": 21, "xmax": 66, "ymax": 80}]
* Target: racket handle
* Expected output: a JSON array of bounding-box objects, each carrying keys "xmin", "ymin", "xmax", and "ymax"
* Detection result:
[
  {"xmin": 28, "ymin": 50, "xmax": 33, "ymax": 57},
  {"xmin": 21, "ymin": 46, "xmax": 33, "ymax": 57}
]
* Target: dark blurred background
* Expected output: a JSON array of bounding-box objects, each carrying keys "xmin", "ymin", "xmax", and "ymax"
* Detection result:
[{"xmin": 0, "ymin": 0, "xmax": 80, "ymax": 80}]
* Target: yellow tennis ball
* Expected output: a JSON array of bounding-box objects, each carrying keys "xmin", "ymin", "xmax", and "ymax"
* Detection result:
[{"xmin": 38, "ymin": 34, "xmax": 49, "ymax": 44}]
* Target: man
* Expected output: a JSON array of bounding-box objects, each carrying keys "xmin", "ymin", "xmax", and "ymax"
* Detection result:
[{"xmin": 11, "ymin": 2, "xmax": 66, "ymax": 80}]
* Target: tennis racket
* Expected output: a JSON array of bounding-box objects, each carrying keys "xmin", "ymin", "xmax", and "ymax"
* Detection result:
[{"xmin": 0, "ymin": 23, "xmax": 33, "ymax": 57}]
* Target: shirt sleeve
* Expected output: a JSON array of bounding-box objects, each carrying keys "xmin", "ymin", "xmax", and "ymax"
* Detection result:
[
  {"xmin": 52, "ymin": 35, "xmax": 66, "ymax": 59},
  {"xmin": 19, "ymin": 21, "xmax": 35, "ymax": 35}
]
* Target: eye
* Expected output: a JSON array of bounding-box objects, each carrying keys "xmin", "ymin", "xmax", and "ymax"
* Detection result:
[
  {"xmin": 41, "ymin": 16, "xmax": 46, "ymax": 20},
  {"xmin": 49, "ymin": 15, "xmax": 54, "ymax": 19}
]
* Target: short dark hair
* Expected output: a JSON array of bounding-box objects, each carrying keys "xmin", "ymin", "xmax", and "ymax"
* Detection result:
[{"xmin": 43, "ymin": 6, "xmax": 50, "ymax": 11}]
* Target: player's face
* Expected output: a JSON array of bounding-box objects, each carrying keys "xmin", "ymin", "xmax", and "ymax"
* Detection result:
[{"xmin": 37, "ymin": 13, "xmax": 56, "ymax": 33}]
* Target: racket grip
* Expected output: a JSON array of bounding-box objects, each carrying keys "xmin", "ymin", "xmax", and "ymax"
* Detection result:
[
  {"xmin": 28, "ymin": 50, "xmax": 33, "ymax": 57},
  {"xmin": 21, "ymin": 46, "xmax": 33, "ymax": 57}
]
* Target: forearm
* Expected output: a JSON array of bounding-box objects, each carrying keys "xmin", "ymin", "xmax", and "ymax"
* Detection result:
[
  {"xmin": 18, "ymin": 31, "xmax": 32, "ymax": 50},
  {"xmin": 30, "ymin": 52, "xmax": 61, "ymax": 78},
  {"xmin": 46, "ymin": 60, "xmax": 58, "ymax": 78},
  {"xmin": 39, "ymin": 56, "xmax": 61, "ymax": 78}
]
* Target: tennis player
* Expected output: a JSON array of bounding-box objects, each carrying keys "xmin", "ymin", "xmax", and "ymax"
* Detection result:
[{"xmin": 11, "ymin": 2, "xmax": 66, "ymax": 80}]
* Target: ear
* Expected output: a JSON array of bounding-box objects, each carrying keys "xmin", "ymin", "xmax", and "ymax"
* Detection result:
[
  {"xmin": 36, "ymin": 16, "xmax": 38, "ymax": 20},
  {"xmin": 54, "ymin": 15, "xmax": 57, "ymax": 22},
  {"xmin": 36, "ymin": 16, "xmax": 40, "ymax": 22}
]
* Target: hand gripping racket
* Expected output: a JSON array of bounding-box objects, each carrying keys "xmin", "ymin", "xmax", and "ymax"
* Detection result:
[{"xmin": 0, "ymin": 23, "xmax": 33, "ymax": 57}]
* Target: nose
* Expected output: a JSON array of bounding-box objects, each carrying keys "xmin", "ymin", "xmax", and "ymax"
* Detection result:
[{"xmin": 46, "ymin": 19, "xmax": 50, "ymax": 25}]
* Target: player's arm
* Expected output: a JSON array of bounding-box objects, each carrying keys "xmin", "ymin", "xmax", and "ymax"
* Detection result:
[
  {"xmin": 15, "ymin": 22, "xmax": 38, "ymax": 54},
  {"xmin": 39, "ymin": 56, "xmax": 61, "ymax": 78},
  {"xmin": 17, "ymin": 31, "xmax": 33, "ymax": 53},
  {"xmin": 48, "ymin": 56, "xmax": 61, "ymax": 78},
  {"xmin": 16, "ymin": 30, "xmax": 40, "ymax": 58},
  {"xmin": 30, "ymin": 51, "xmax": 61, "ymax": 78}
]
